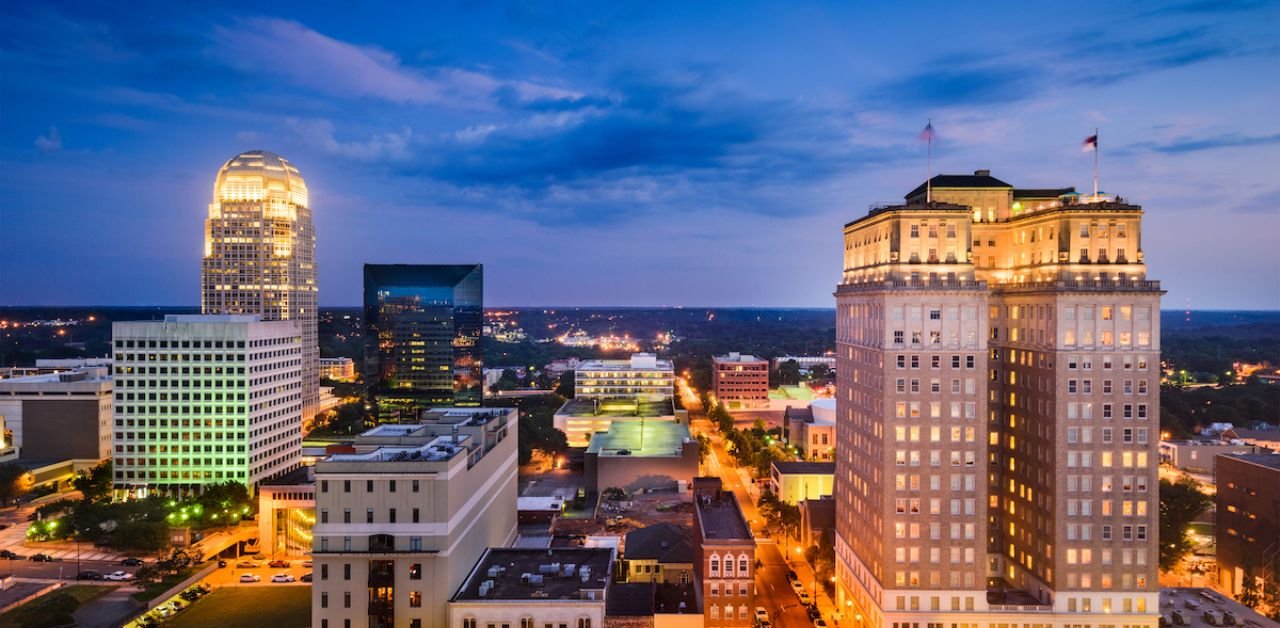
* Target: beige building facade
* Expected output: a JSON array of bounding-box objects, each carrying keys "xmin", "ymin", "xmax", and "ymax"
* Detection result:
[
  {"xmin": 712, "ymin": 353, "xmax": 769, "ymax": 409},
  {"xmin": 835, "ymin": 172, "xmax": 1161, "ymax": 628},
  {"xmin": 311, "ymin": 407, "xmax": 518, "ymax": 628}
]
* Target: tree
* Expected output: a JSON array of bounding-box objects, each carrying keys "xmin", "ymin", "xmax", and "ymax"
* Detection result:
[
  {"xmin": 695, "ymin": 433, "xmax": 711, "ymax": 464},
  {"xmin": 1159, "ymin": 478, "xmax": 1211, "ymax": 571},
  {"xmin": 554, "ymin": 371, "xmax": 575, "ymax": 398},
  {"xmin": 0, "ymin": 462, "xmax": 34, "ymax": 506},
  {"xmin": 775, "ymin": 360, "xmax": 801, "ymax": 386},
  {"xmin": 72, "ymin": 461, "xmax": 113, "ymax": 502},
  {"xmin": 1238, "ymin": 555, "xmax": 1262, "ymax": 608}
]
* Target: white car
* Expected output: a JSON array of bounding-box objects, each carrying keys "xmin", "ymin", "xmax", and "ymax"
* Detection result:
[
  {"xmin": 270, "ymin": 573, "xmax": 296, "ymax": 583},
  {"xmin": 239, "ymin": 573, "xmax": 261, "ymax": 583},
  {"xmin": 791, "ymin": 579, "xmax": 806, "ymax": 594},
  {"xmin": 798, "ymin": 591, "xmax": 813, "ymax": 605},
  {"xmin": 104, "ymin": 571, "xmax": 134, "ymax": 581},
  {"xmin": 755, "ymin": 607, "xmax": 770, "ymax": 621}
]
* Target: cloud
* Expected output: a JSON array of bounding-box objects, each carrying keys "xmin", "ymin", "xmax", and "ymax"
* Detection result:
[
  {"xmin": 1230, "ymin": 186, "xmax": 1280, "ymax": 214},
  {"xmin": 1121, "ymin": 132, "xmax": 1280, "ymax": 155},
  {"xmin": 34, "ymin": 126, "xmax": 62, "ymax": 152},
  {"xmin": 210, "ymin": 18, "xmax": 581, "ymax": 108},
  {"xmin": 284, "ymin": 118, "xmax": 414, "ymax": 162},
  {"xmin": 871, "ymin": 65, "xmax": 1038, "ymax": 108}
]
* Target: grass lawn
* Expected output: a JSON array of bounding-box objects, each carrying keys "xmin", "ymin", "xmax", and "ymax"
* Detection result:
[
  {"xmin": 131, "ymin": 568, "xmax": 197, "ymax": 602},
  {"xmin": 165, "ymin": 587, "xmax": 310, "ymax": 628},
  {"xmin": 0, "ymin": 584, "xmax": 119, "ymax": 626}
]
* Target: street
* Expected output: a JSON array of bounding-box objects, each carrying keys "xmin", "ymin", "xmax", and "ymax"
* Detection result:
[{"xmin": 684, "ymin": 377, "xmax": 832, "ymax": 628}]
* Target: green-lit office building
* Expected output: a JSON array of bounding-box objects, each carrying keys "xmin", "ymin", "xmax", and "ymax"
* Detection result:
[{"xmin": 363, "ymin": 264, "xmax": 483, "ymax": 419}]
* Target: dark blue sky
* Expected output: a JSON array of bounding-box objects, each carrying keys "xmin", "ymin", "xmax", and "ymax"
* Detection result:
[{"xmin": 2, "ymin": 1, "xmax": 1278, "ymax": 308}]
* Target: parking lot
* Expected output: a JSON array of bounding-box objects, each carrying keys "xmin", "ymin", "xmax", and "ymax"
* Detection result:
[{"xmin": 1161, "ymin": 587, "xmax": 1274, "ymax": 627}]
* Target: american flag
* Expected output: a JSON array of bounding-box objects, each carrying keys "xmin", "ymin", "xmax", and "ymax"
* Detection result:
[
  {"xmin": 1083, "ymin": 133, "xmax": 1098, "ymax": 151},
  {"xmin": 919, "ymin": 121, "xmax": 936, "ymax": 142}
]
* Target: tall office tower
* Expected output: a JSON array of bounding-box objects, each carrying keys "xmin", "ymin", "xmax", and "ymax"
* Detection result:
[
  {"xmin": 111, "ymin": 315, "xmax": 303, "ymax": 497},
  {"xmin": 311, "ymin": 407, "xmax": 517, "ymax": 628},
  {"xmin": 835, "ymin": 171, "xmax": 1161, "ymax": 627},
  {"xmin": 363, "ymin": 264, "xmax": 483, "ymax": 418},
  {"xmin": 202, "ymin": 150, "xmax": 318, "ymax": 427}
]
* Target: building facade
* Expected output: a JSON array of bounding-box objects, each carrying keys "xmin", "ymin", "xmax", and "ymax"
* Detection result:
[
  {"xmin": 202, "ymin": 150, "xmax": 318, "ymax": 425},
  {"xmin": 0, "ymin": 366, "xmax": 112, "ymax": 463},
  {"xmin": 834, "ymin": 171, "xmax": 1161, "ymax": 627},
  {"xmin": 692, "ymin": 478, "xmax": 755, "ymax": 627},
  {"xmin": 111, "ymin": 315, "xmax": 303, "ymax": 496},
  {"xmin": 768, "ymin": 461, "xmax": 835, "ymax": 505},
  {"xmin": 363, "ymin": 264, "xmax": 484, "ymax": 418},
  {"xmin": 311, "ymin": 407, "xmax": 517, "ymax": 628},
  {"xmin": 320, "ymin": 357, "xmax": 357, "ymax": 382},
  {"xmin": 575, "ymin": 354, "xmax": 674, "ymax": 402},
  {"xmin": 712, "ymin": 353, "xmax": 769, "ymax": 409},
  {"xmin": 1214, "ymin": 453, "xmax": 1280, "ymax": 598}
]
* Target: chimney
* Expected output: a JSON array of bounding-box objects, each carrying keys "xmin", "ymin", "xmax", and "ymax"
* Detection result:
[{"xmin": 974, "ymin": 169, "xmax": 991, "ymax": 176}]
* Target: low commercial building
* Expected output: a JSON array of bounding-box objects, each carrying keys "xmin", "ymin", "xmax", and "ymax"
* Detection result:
[
  {"xmin": 312, "ymin": 407, "xmax": 518, "ymax": 628},
  {"xmin": 1160, "ymin": 439, "xmax": 1262, "ymax": 476},
  {"xmin": 798, "ymin": 497, "xmax": 835, "ymax": 548},
  {"xmin": 712, "ymin": 353, "xmax": 768, "ymax": 409},
  {"xmin": 1215, "ymin": 453, "xmax": 1280, "ymax": 597},
  {"xmin": 692, "ymin": 477, "xmax": 755, "ymax": 627},
  {"xmin": 584, "ymin": 421, "xmax": 699, "ymax": 494},
  {"xmin": 770, "ymin": 355, "xmax": 836, "ymax": 372},
  {"xmin": 783, "ymin": 399, "xmax": 835, "ymax": 461},
  {"xmin": 449, "ymin": 547, "xmax": 615, "ymax": 628},
  {"xmin": 555, "ymin": 397, "xmax": 685, "ymax": 448},
  {"xmin": 623, "ymin": 523, "xmax": 695, "ymax": 585},
  {"xmin": 0, "ymin": 365, "xmax": 112, "ymax": 463},
  {"xmin": 768, "ymin": 461, "xmax": 835, "ymax": 505},
  {"xmin": 576, "ymin": 353, "xmax": 674, "ymax": 401},
  {"xmin": 257, "ymin": 466, "xmax": 317, "ymax": 558},
  {"xmin": 605, "ymin": 581, "xmax": 702, "ymax": 627},
  {"xmin": 111, "ymin": 314, "xmax": 304, "ymax": 496},
  {"xmin": 319, "ymin": 357, "xmax": 356, "ymax": 382}
]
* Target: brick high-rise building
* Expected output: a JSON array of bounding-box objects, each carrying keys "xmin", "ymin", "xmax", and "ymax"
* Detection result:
[
  {"xmin": 1214, "ymin": 453, "xmax": 1280, "ymax": 599},
  {"xmin": 712, "ymin": 353, "xmax": 769, "ymax": 409},
  {"xmin": 834, "ymin": 171, "xmax": 1161, "ymax": 627}
]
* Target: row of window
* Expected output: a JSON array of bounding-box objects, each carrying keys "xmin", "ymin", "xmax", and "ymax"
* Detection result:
[
  {"xmin": 320, "ymin": 479, "xmax": 422, "ymax": 493},
  {"xmin": 896, "ymin": 354, "xmax": 978, "ymax": 369},
  {"xmin": 320, "ymin": 507, "xmax": 423, "ymax": 524}
]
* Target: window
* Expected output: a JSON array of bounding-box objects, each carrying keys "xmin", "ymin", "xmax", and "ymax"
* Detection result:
[
  {"xmin": 344, "ymin": 563, "xmax": 351, "ymax": 580},
  {"xmin": 343, "ymin": 480, "xmax": 351, "ymax": 493},
  {"xmin": 343, "ymin": 592, "xmax": 351, "ymax": 608},
  {"xmin": 321, "ymin": 564, "xmax": 328, "ymax": 580},
  {"xmin": 366, "ymin": 509, "xmax": 374, "ymax": 524},
  {"xmin": 389, "ymin": 508, "xmax": 396, "ymax": 523},
  {"xmin": 409, "ymin": 591, "xmax": 421, "ymax": 608},
  {"xmin": 321, "ymin": 592, "xmax": 328, "ymax": 608},
  {"xmin": 412, "ymin": 480, "xmax": 420, "ymax": 492},
  {"xmin": 410, "ymin": 563, "xmax": 421, "ymax": 579},
  {"xmin": 412, "ymin": 508, "xmax": 420, "ymax": 523}
]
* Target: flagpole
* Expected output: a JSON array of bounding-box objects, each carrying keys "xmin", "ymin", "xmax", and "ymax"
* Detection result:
[
  {"xmin": 1093, "ymin": 127, "xmax": 1099, "ymax": 197},
  {"xmin": 927, "ymin": 118, "xmax": 933, "ymax": 204}
]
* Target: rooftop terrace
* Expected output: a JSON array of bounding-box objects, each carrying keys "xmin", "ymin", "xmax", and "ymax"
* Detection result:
[{"xmin": 453, "ymin": 547, "xmax": 614, "ymax": 602}]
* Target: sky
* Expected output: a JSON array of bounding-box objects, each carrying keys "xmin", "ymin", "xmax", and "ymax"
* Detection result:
[{"xmin": 1, "ymin": 1, "xmax": 1278, "ymax": 308}]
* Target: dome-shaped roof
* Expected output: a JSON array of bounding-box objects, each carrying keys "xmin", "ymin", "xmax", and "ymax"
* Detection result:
[{"xmin": 213, "ymin": 150, "xmax": 308, "ymax": 207}]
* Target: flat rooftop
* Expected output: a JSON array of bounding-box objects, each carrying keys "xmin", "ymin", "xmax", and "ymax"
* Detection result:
[
  {"xmin": 453, "ymin": 547, "xmax": 614, "ymax": 602},
  {"xmin": 556, "ymin": 397, "xmax": 675, "ymax": 418},
  {"xmin": 260, "ymin": 466, "xmax": 314, "ymax": 487},
  {"xmin": 772, "ymin": 461, "xmax": 836, "ymax": 475},
  {"xmin": 325, "ymin": 434, "xmax": 469, "ymax": 463},
  {"xmin": 713, "ymin": 353, "xmax": 765, "ymax": 364},
  {"xmin": 695, "ymin": 492, "xmax": 751, "ymax": 541},
  {"xmin": 586, "ymin": 421, "xmax": 691, "ymax": 457},
  {"xmin": 577, "ymin": 354, "xmax": 673, "ymax": 371},
  {"xmin": 1221, "ymin": 452, "xmax": 1280, "ymax": 470}
]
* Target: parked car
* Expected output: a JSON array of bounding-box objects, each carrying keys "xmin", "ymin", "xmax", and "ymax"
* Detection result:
[
  {"xmin": 121, "ymin": 557, "xmax": 144, "ymax": 566},
  {"xmin": 217, "ymin": 559, "xmax": 227, "ymax": 567},
  {"xmin": 798, "ymin": 591, "xmax": 813, "ymax": 605},
  {"xmin": 237, "ymin": 560, "xmax": 261, "ymax": 569},
  {"xmin": 76, "ymin": 570, "xmax": 104, "ymax": 580},
  {"xmin": 791, "ymin": 579, "xmax": 806, "ymax": 594},
  {"xmin": 29, "ymin": 553, "xmax": 55, "ymax": 562},
  {"xmin": 0, "ymin": 549, "xmax": 21, "ymax": 560},
  {"xmin": 785, "ymin": 569, "xmax": 798, "ymax": 582},
  {"xmin": 239, "ymin": 573, "xmax": 261, "ymax": 583},
  {"xmin": 104, "ymin": 571, "xmax": 134, "ymax": 581},
  {"xmin": 271, "ymin": 573, "xmax": 296, "ymax": 583},
  {"xmin": 301, "ymin": 573, "xmax": 313, "ymax": 582},
  {"xmin": 755, "ymin": 607, "xmax": 770, "ymax": 622},
  {"xmin": 814, "ymin": 620, "xmax": 829, "ymax": 628},
  {"xmin": 268, "ymin": 559, "xmax": 290, "ymax": 568},
  {"xmin": 807, "ymin": 606, "xmax": 822, "ymax": 620}
]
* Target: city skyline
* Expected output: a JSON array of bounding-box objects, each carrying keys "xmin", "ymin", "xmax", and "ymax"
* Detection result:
[{"xmin": 2, "ymin": 1, "xmax": 1278, "ymax": 310}]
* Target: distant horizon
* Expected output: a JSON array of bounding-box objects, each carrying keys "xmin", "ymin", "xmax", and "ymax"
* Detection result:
[{"xmin": 1, "ymin": 304, "xmax": 1278, "ymax": 313}]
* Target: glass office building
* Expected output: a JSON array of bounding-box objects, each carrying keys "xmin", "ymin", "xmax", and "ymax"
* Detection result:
[{"xmin": 363, "ymin": 265, "xmax": 483, "ymax": 418}]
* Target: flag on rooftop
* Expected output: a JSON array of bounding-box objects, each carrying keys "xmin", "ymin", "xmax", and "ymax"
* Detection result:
[{"xmin": 1083, "ymin": 132, "xmax": 1098, "ymax": 151}]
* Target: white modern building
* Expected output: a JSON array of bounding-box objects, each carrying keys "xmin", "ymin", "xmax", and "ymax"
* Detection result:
[
  {"xmin": 111, "ymin": 314, "xmax": 303, "ymax": 496},
  {"xmin": 575, "ymin": 353, "xmax": 674, "ymax": 401}
]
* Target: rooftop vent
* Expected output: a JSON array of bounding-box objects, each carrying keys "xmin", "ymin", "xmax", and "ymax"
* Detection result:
[{"xmin": 478, "ymin": 580, "xmax": 495, "ymax": 597}]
